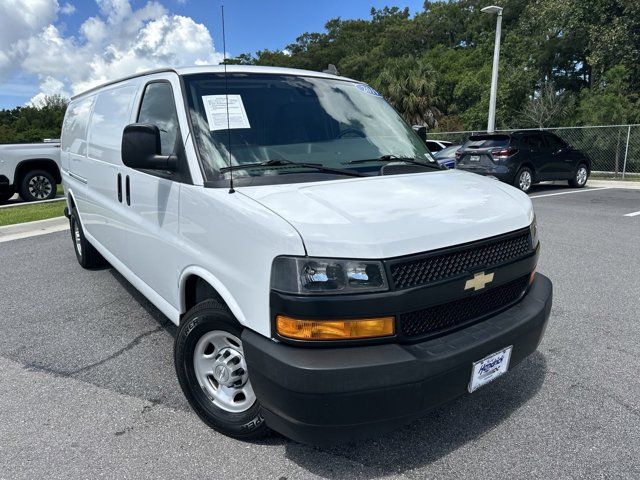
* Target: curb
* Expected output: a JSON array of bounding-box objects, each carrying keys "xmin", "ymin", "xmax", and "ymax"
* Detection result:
[
  {"xmin": 586, "ymin": 180, "xmax": 640, "ymax": 190},
  {"xmin": 0, "ymin": 197, "xmax": 66, "ymax": 209},
  {"xmin": 0, "ymin": 216, "xmax": 68, "ymax": 243}
]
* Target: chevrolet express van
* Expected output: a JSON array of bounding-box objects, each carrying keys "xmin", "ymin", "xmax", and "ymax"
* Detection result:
[{"xmin": 61, "ymin": 66, "xmax": 552, "ymax": 445}]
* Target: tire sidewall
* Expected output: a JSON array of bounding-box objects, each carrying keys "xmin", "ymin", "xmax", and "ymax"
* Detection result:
[
  {"xmin": 70, "ymin": 208, "xmax": 86, "ymax": 266},
  {"xmin": 515, "ymin": 167, "xmax": 533, "ymax": 193},
  {"xmin": 174, "ymin": 307, "xmax": 266, "ymax": 438},
  {"xmin": 574, "ymin": 164, "xmax": 589, "ymax": 187},
  {"xmin": 20, "ymin": 170, "xmax": 57, "ymax": 202}
]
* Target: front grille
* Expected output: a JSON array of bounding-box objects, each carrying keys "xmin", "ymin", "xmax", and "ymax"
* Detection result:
[
  {"xmin": 389, "ymin": 229, "xmax": 532, "ymax": 290},
  {"xmin": 399, "ymin": 275, "xmax": 530, "ymax": 338}
]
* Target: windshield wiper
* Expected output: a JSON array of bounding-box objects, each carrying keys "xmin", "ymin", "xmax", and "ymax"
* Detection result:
[
  {"xmin": 348, "ymin": 155, "xmax": 442, "ymax": 170},
  {"xmin": 219, "ymin": 159, "xmax": 365, "ymax": 177}
]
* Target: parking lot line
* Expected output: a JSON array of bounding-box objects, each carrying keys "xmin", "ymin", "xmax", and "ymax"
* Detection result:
[
  {"xmin": 529, "ymin": 187, "xmax": 610, "ymax": 199},
  {"xmin": 623, "ymin": 210, "xmax": 640, "ymax": 217}
]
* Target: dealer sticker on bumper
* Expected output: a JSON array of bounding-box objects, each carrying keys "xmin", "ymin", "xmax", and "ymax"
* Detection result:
[{"xmin": 468, "ymin": 346, "xmax": 513, "ymax": 393}]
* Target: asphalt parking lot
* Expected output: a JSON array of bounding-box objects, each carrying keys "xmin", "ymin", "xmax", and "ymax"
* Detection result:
[{"xmin": 1, "ymin": 184, "xmax": 639, "ymax": 479}]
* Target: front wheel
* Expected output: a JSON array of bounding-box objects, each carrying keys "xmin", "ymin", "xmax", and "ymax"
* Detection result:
[
  {"xmin": 174, "ymin": 300, "xmax": 269, "ymax": 440},
  {"xmin": 568, "ymin": 164, "xmax": 589, "ymax": 188},
  {"xmin": 514, "ymin": 167, "xmax": 533, "ymax": 193},
  {"xmin": 19, "ymin": 170, "xmax": 57, "ymax": 202}
]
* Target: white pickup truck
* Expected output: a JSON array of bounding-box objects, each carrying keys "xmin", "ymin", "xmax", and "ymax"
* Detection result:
[{"xmin": 0, "ymin": 140, "xmax": 61, "ymax": 203}]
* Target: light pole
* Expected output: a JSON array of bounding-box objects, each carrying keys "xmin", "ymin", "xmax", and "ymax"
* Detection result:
[{"xmin": 482, "ymin": 5, "xmax": 503, "ymax": 133}]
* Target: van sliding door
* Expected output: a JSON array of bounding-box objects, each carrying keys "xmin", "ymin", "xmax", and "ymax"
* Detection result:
[{"xmin": 84, "ymin": 85, "xmax": 138, "ymax": 260}]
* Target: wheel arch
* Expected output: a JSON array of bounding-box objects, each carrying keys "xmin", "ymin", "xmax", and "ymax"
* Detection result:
[
  {"xmin": 67, "ymin": 190, "xmax": 77, "ymax": 209},
  {"xmin": 15, "ymin": 158, "xmax": 62, "ymax": 185},
  {"xmin": 179, "ymin": 266, "xmax": 247, "ymax": 327}
]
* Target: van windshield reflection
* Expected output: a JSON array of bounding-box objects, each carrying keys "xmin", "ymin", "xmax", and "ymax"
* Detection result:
[{"xmin": 183, "ymin": 73, "xmax": 436, "ymax": 185}]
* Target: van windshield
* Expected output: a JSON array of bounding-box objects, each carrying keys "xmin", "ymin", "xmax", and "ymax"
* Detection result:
[{"xmin": 183, "ymin": 73, "xmax": 436, "ymax": 185}]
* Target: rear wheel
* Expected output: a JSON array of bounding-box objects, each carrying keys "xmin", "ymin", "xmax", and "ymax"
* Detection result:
[
  {"xmin": 19, "ymin": 170, "xmax": 57, "ymax": 202},
  {"xmin": 175, "ymin": 300, "xmax": 269, "ymax": 440},
  {"xmin": 514, "ymin": 167, "xmax": 533, "ymax": 193},
  {"xmin": 568, "ymin": 164, "xmax": 589, "ymax": 188},
  {"xmin": 70, "ymin": 207, "xmax": 105, "ymax": 268}
]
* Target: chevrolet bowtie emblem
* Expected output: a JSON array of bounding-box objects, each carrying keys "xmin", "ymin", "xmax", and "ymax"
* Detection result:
[{"xmin": 464, "ymin": 272, "xmax": 495, "ymax": 291}]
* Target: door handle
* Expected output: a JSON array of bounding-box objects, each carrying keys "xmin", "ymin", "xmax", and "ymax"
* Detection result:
[
  {"xmin": 117, "ymin": 173, "xmax": 122, "ymax": 202},
  {"xmin": 125, "ymin": 175, "xmax": 130, "ymax": 206}
]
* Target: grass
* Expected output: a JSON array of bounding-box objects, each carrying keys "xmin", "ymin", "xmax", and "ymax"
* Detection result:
[
  {"xmin": 0, "ymin": 199, "xmax": 66, "ymax": 227},
  {"xmin": 591, "ymin": 173, "xmax": 640, "ymax": 181}
]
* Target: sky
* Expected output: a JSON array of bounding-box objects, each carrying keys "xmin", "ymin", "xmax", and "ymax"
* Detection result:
[{"xmin": 0, "ymin": 0, "xmax": 425, "ymax": 109}]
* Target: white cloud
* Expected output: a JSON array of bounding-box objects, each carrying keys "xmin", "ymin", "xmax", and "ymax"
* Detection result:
[
  {"xmin": 0, "ymin": 0, "xmax": 59, "ymax": 75},
  {"xmin": 27, "ymin": 76, "xmax": 71, "ymax": 107},
  {"xmin": 60, "ymin": 2, "xmax": 75, "ymax": 15},
  {"xmin": 0, "ymin": 0, "xmax": 223, "ymax": 104}
]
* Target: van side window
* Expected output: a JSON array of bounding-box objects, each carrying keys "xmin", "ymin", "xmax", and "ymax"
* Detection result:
[{"xmin": 137, "ymin": 82, "xmax": 179, "ymax": 156}]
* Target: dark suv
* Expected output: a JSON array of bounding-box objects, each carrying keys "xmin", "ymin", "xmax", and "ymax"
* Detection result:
[{"xmin": 456, "ymin": 131, "xmax": 591, "ymax": 192}]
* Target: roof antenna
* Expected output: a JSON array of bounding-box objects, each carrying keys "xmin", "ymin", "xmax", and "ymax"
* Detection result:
[{"xmin": 221, "ymin": 4, "xmax": 234, "ymax": 194}]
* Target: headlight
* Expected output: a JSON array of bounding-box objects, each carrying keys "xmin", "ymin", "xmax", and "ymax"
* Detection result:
[
  {"xmin": 271, "ymin": 256, "xmax": 389, "ymax": 295},
  {"xmin": 530, "ymin": 215, "xmax": 539, "ymax": 248}
]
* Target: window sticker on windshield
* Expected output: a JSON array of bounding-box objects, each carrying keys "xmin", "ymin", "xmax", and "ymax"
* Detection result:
[
  {"xmin": 355, "ymin": 84, "xmax": 382, "ymax": 97},
  {"xmin": 202, "ymin": 94, "xmax": 251, "ymax": 131}
]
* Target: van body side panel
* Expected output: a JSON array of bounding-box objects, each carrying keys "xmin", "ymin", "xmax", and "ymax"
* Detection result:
[
  {"xmin": 84, "ymin": 84, "xmax": 138, "ymax": 259},
  {"xmin": 61, "ymin": 96, "xmax": 94, "ymax": 203},
  {"xmin": 178, "ymin": 185, "xmax": 305, "ymax": 336}
]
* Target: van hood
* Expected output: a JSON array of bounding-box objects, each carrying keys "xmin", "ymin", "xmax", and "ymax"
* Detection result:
[{"xmin": 239, "ymin": 170, "xmax": 533, "ymax": 258}]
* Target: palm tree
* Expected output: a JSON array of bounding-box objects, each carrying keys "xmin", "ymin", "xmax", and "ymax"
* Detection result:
[{"xmin": 372, "ymin": 56, "xmax": 441, "ymax": 128}]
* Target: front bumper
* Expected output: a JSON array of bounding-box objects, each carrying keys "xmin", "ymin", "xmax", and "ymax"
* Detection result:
[{"xmin": 242, "ymin": 274, "xmax": 552, "ymax": 445}]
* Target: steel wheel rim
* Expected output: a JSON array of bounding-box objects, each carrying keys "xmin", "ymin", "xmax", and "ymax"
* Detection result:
[
  {"xmin": 28, "ymin": 175, "xmax": 52, "ymax": 199},
  {"xmin": 576, "ymin": 167, "xmax": 587, "ymax": 186},
  {"xmin": 193, "ymin": 330, "xmax": 256, "ymax": 413},
  {"xmin": 519, "ymin": 171, "xmax": 532, "ymax": 191},
  {"xmin": 73, "ymin": 222, "xmax": 82, "ymax": 256}
]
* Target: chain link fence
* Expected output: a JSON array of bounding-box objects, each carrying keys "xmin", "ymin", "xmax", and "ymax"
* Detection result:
[{"xmin": 432, "ymin": 124, "xmax": 640, "ymax": 179}]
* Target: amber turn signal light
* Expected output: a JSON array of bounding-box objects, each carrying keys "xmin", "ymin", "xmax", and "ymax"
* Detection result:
[{"xmin": 276, "ymin": 315, "xmax": 395, "ymax": 341}]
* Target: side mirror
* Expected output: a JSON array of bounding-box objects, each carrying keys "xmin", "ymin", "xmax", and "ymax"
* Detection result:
[
  {"xmin": 412, "ymin": 124, "xmax": 427, "ymax": 142},
  {"xmin": 121, "ymin": 123, "xmax": 177, "ymax": 171}
]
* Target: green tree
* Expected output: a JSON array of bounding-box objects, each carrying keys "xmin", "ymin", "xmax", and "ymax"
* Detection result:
[
  {"xmin": 372, "ymin": 57, "xmax": 441, "ymax": 127},
  {"xmin": 577, "ymin": 65, "xmax": 637, "ymax": 125},
  {"xmin": 0, "ymin": 94, "xmax": 68, "ymax": 144}
]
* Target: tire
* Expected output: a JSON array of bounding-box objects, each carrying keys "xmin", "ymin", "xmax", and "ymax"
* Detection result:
[
  {"xmin": 568, "ymin": 163, "xmax": 589, "ymax": 188},
  {"xmin": 19, "ymin": 170, "xmax": 57, "ymax": 202},
  {"xmin": 514, "ymin": 167, "xmax": 533, "ymax": 193},
  {"xmin": 175, "ymin": 300, "xmax": 269, "ymax": 440},
  {"xmin": 70, "ymin": 207, "xmax": 106, "ymax": 269},
  {"xmin": 0, "ymin": 193, "xmax": 12, "ymax": 204}
]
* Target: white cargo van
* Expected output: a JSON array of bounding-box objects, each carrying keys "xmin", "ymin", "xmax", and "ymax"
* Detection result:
[{"xmin": 61, "ymin": 66, "xmax": 552, "ymax": 445}]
